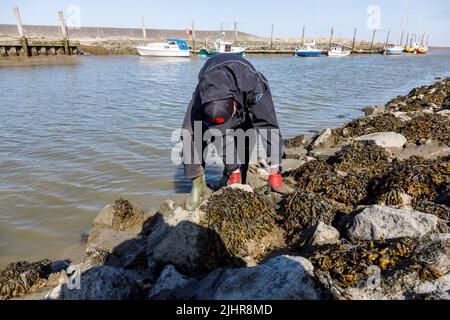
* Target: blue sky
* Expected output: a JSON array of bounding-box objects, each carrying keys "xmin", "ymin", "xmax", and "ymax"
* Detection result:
[{"xmin": 1, "ymin": 0, "xmax": 449, "ymax": 45}]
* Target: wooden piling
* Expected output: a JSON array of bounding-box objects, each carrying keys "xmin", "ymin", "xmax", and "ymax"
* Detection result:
[
  {"xmin": 301, "ymin": 25, "xmax": 305, "ymax": 46},
  {"xmin": 141, "ymin": 17, "xmax": 147, "ymax": 40},
  {"xmin": 352, "ymin": 28, "xmax": 357, "ymax": 51},
  {"xmin": 270, "ymin": 24, "xmax": 275, "ymax": 50},
  {"xmin": 192, "ymin": 20, "xmax": 196, "ymax": 51},
  {"xmin": 13, "ymin": 7, "xmax": 25, "ymax": 37},
  {"xmin": 329, "ymin": 26, "xmax": 334, "ymax": 49},
  {"xmin": 13, "ymin": 7, "xmax": 30, "ymax": 57},
  {"xmin": 58, "ymin": 11, "xmax": 70, "ymax": 55},
  {"xmin": 369, "ymin": 29, "xmax": 376, "ymax": 52}
]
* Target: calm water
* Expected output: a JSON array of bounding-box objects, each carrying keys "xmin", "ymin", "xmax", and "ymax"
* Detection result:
[{"xmin": 1, "ymin": 49, "xmax": 450, "ymax": 267}]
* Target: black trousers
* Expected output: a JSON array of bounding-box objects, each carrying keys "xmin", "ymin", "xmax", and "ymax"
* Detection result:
[{"xmin": 184, "ymin": 120, "xmax": 256, "ymax": 181}]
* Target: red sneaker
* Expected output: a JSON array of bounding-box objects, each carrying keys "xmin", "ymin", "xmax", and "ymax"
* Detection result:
[{"xmin": 227, "ymin": 172, "xmax": 242, "ymax": 186}]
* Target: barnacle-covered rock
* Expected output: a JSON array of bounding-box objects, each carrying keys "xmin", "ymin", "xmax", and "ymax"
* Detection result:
[
  {"xmin": 0, "ymin": 260, "xmax": 52, "ymax": 300},
  {"xmin": 201, "ymin": 189, "xmax": 278, "ymax": 259}
]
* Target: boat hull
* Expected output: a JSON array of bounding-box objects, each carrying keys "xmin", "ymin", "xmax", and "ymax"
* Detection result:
[
  {"xmin": 417, "ymin": 48, "xmax": 428, "ymax": 54},
  {"xmin": 294, "ymin": 50, "xmax": 322, "ymax": 57},
  {"xmin": 382, "ymin": 47, "xmax": 404, "ymax": 55},
  {"xmin": 137, "ymin": 47, "xmax": 190, "ymax": 57},
  {"xmin": 199, "ymin": 49, "xmax": 245, "ymax": 58},
  {"xmin": 327, "ymin": 51, "xmax": 351, "ymax": 57}
]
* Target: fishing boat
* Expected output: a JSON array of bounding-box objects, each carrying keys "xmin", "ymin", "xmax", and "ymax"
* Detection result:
[
  {"xmin": 327, "ymin": 44, "xmax": 351, "ymax": 57},
  {"xmin": 294, "ymin": 42, "xmax": 322, "ymax": 57},
  {"xmin": 137, "ymin": 39, "xmax": 190, "ymax": 57},
  {"xmin": 199, "ymin": 35, "xmax": 245, "ymax": 57},
  {"xmin": 381, "ymin": 46, "xmax": 404, "ymax": 55}
]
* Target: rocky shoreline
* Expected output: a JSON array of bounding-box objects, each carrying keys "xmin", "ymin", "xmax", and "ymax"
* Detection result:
[{"xmin": 1, "ymin": 78, "xmax": 449, "ymax": 300}]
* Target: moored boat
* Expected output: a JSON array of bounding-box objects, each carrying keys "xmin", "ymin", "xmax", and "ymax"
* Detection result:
[
  {"xmin": 294, "ymin": 42, "xmax": 322, "ymax": 57},
  {"xmin": 199, "ymin": 37, "xmax": 245, "ymax": 57},
  {"xmin": 416, "ymin": 45, "xmax": 429, "ymax": 54},
  {"xmin": 137, "ymin": 39, "xmax": 190, "ymax": 57},
  {"xmin": 327, "ymin": 44, "xmax": 351, "ymax": 57},
  {"xmin": 381, "ymin": 46, "xmax": 404, "ymax": 55}
]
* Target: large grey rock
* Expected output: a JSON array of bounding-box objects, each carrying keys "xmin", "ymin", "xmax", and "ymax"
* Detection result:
[
  {"xmin": 311, "ymin": 128, "xmax": 335, "ymax": 149},
  {"xmin": 148, "ymin": 265, "xmax": 193, "ymax": 300},
  {"xmin": 355, "ymin": 132, "xmax": 407, "ymax": 149},
  {"xmin": 152, "ymin": 221, "xmax": 231, "ymax": 276},
  {"xmin": 304, "ymin": 222, "xmax": 340, "ymax": 247},
  {"xmin": 162, "ymin": 255, "xmax": 322, "ymax": 300},
  {"xmin": 282, "ymin": 159, "xmax": 306, "ymax": 172},
  {"xmin": 346, "ymin": 205, "xmax": 440, "ymax": 241},
  {"xmin": 213, "ymin": 256, "xmax": 321, "ymax": 300},
  {"xmin": 413, "ymin": 273, "xmax": 450, "ymax": 300},
  {"xmin": 83, "ymin": 199, "xmax": 153, "ymax": 269},
  {"xmin": 61, "ymin": 266, "xmax": 141, "ymax": 300},
  {"xmin": 146, "ymin": 202, "xmax": 201, "ymax": 257}
]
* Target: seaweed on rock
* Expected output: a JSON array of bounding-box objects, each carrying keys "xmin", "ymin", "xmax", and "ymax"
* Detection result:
[
  {"xmin": 373, "ymin": 156, "xmax": 450, "ymax": 219},
  {"xmin": 289, "ymin": 143, "xmax": 392, "ymax": 209},
  {"xmin": 399, "ymin": 113, "xmax": 450, "ymax": 145},
  {"xmin": 307, "ymin": 238, "xmax": 422, "ymax": 289},
  {"xmin": 201, "ymin": 189, "xmax": 278, "ymax": 258},
  {"xmin": 0, "ymin": 260, "xmax": 52, "ymax": 300},
  {"xmin": 280, "ymin": 190, "xmax": 337, "ymax": 247}
]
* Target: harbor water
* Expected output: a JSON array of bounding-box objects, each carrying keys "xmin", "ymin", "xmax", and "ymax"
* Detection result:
[{"xmin": 1, "ymin": 49, "xmax": 450, "ymax": 267}]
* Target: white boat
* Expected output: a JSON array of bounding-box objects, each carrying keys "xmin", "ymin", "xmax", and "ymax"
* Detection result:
[
  {"xmin": 200, "ymin": 37, "xmax": 245, "ymax": 57},
  {"xmin": 137, "ymin": 39, "xmax": 190, "ymax": 57},
  {"xmin": 327, "ymin": 44, "xmax": 351, "ymax": 57},
  {"xmin": 294, "ymin": 42, "xmax": 322, "ymax": 57}
]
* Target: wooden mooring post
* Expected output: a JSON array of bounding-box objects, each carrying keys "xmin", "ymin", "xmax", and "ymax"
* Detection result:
[
  {"xmin": 58, "ymin": 11, "xmax": 71, "ymax": 55},
  {"xmin": 352, "ymin": 28, "xmax": 357, "ymax": 51},
  {"xmin": 13, "ymin": 6, "xmax": 29, "ymax": 57},
  {"xmin": 141, "ymin": 17, "xmax": 147, "ymax": 40},
  {"xmin": 270, "ymin": 24, "xmax": 275, "ymax": 50},
  {"xmin": 369, "ymin": 29, "xmax": 376, "ymax": 52},
  {"xmin": 329, "ymin": 26, "xmax": 334, "ymax": 49},
  {"xmin": 191, "ymin": 20, "xmax": 196, "ymax": 51},
  {"xmin": 301, "ymin": 25, "xmax": 305, "ymax": 46}
]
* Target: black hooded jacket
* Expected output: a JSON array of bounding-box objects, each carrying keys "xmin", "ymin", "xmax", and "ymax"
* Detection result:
[{"xmin": 182, "ymin": 54, "xmax": 284, "ymax": 179}]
